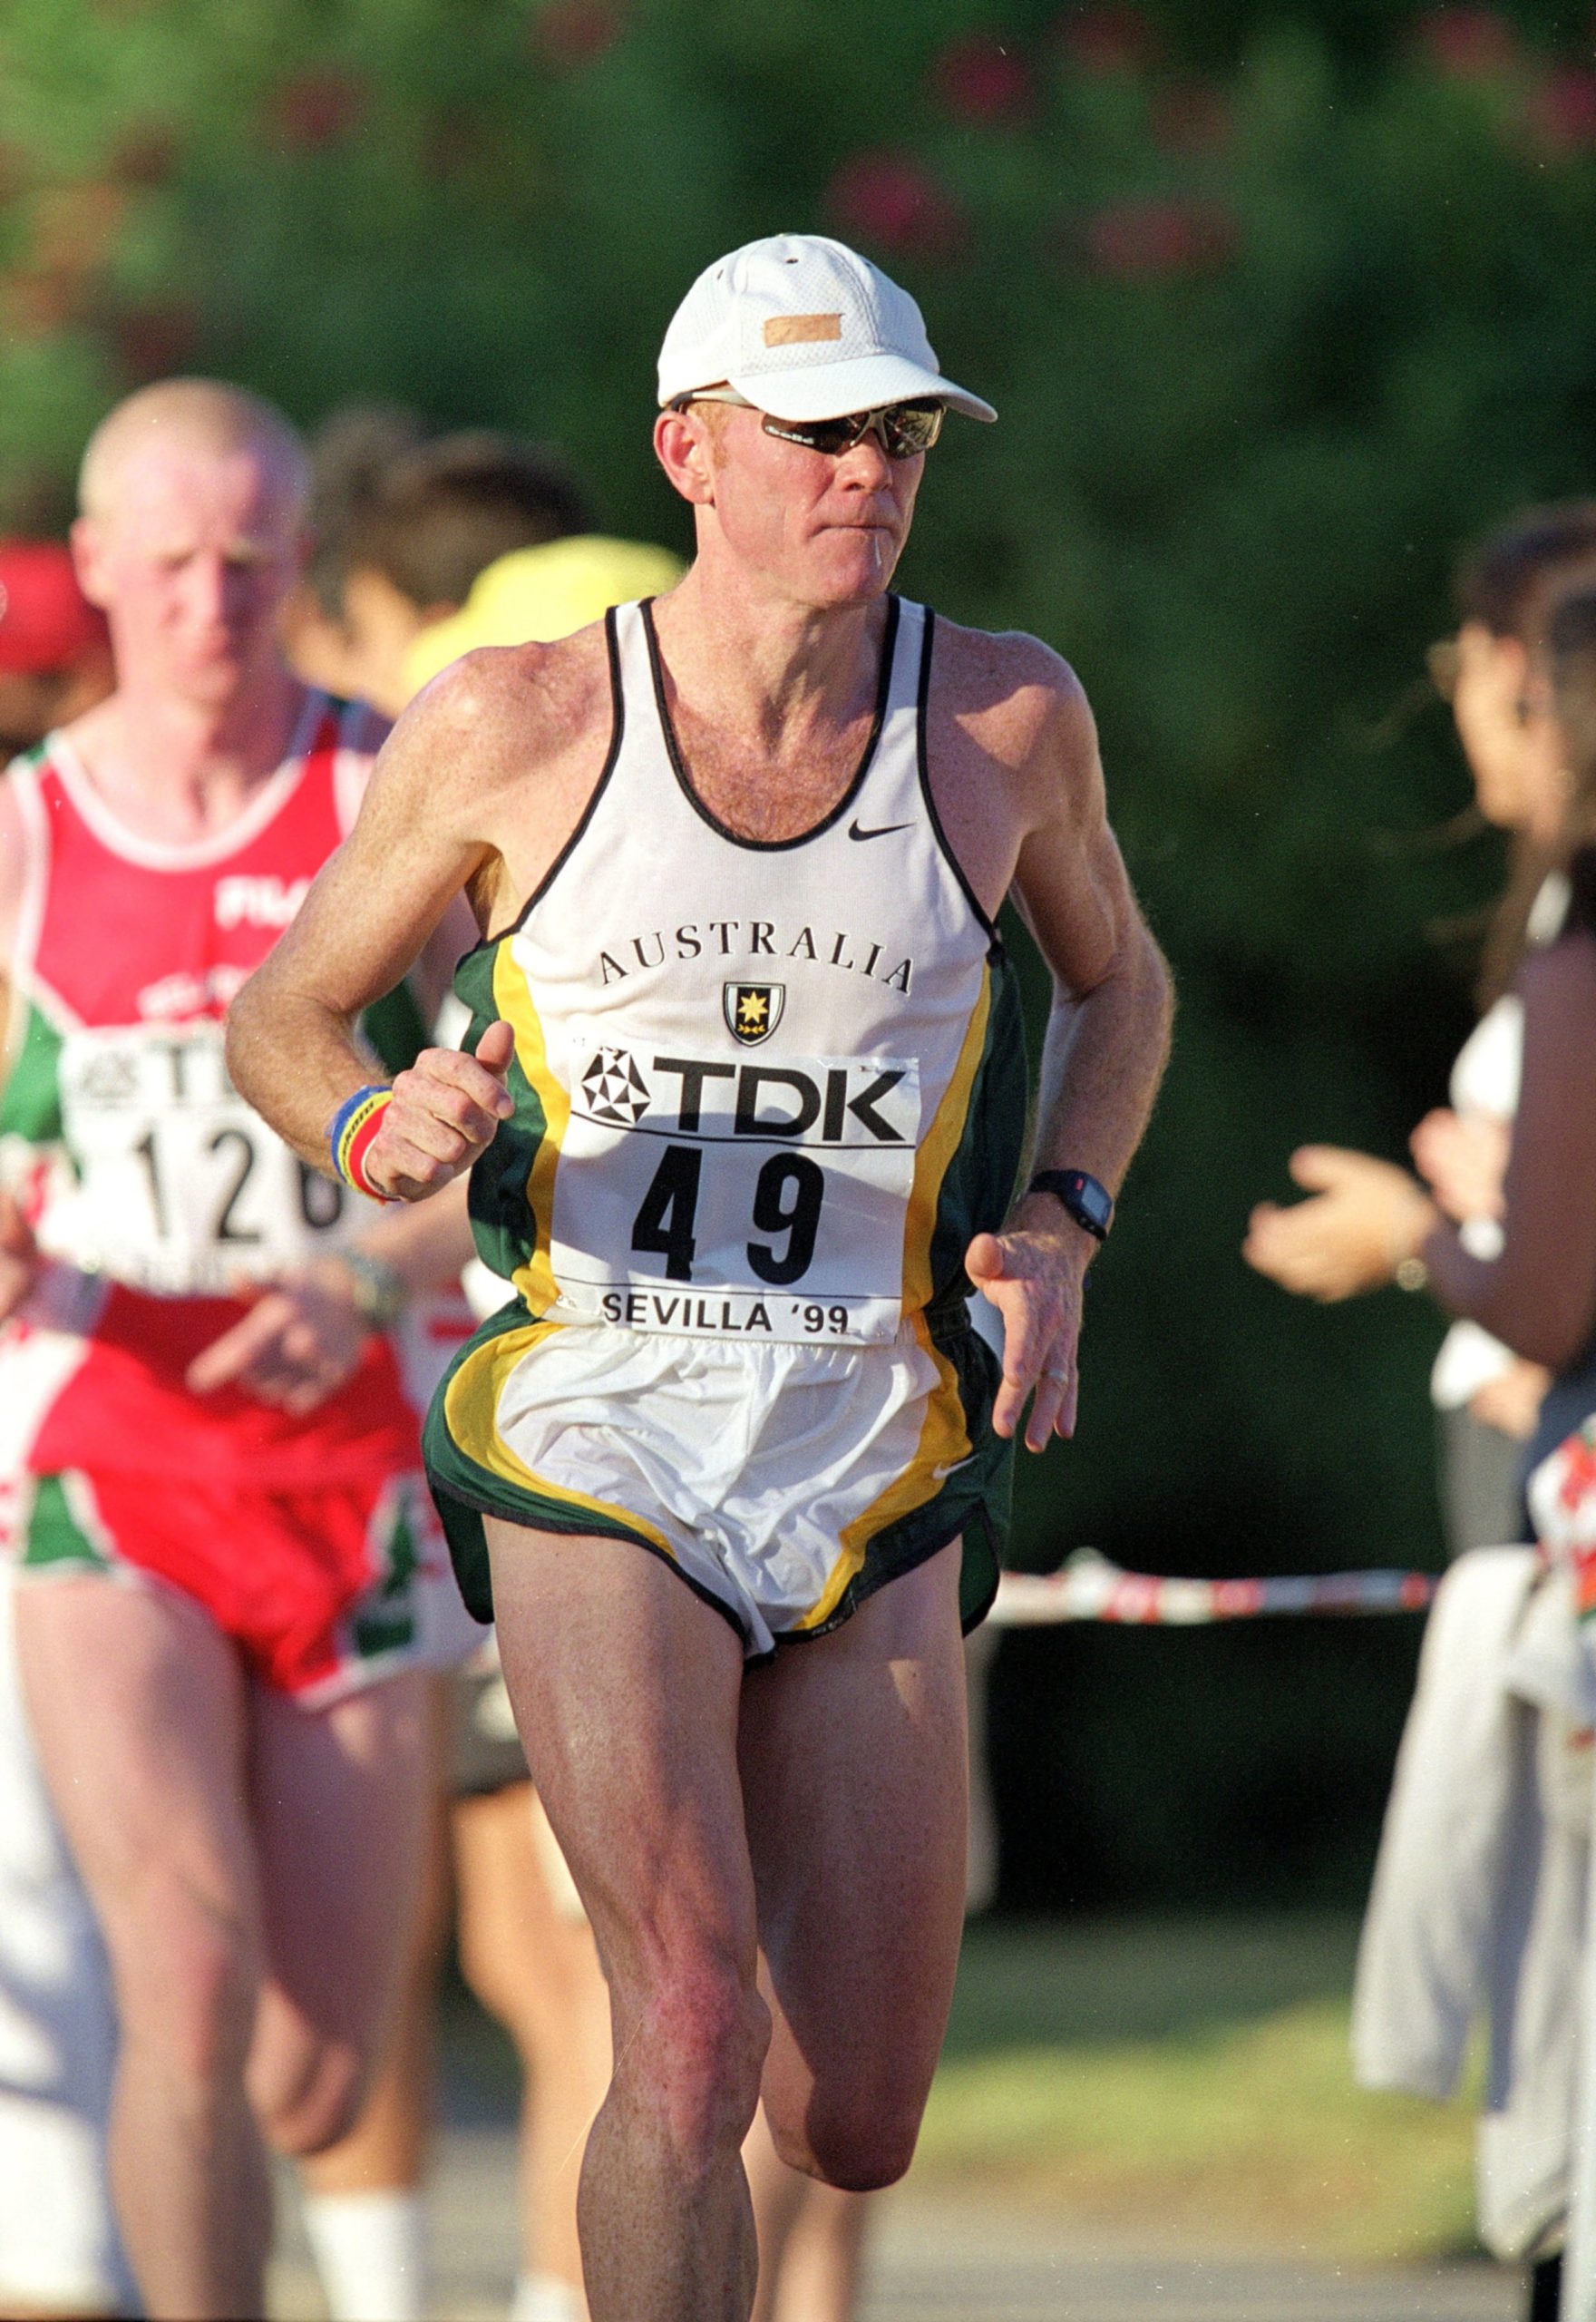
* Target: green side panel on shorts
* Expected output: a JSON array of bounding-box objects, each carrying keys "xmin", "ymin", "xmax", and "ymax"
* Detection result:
[
  {"xmin": 928, "ymin": 944, "xmax": 1028, "ymax": 1309},
  {"xmin": 21, "ymin": 1473, "xmax": 112, "ymax": 1574},
  {"xmin": 0, "ymin": 996, "xmax": 64, "ymax": 1144},
  {"xmin": 359, "ymin": 979, "xmax": 431, "ymax": 1078},
  {"xmin": 814, "ymin": 1310, "xmax": 1009, "ymax": 1644},
  {"xmin": 423, "ymin": 1297, "xmax": 647, "ymax": 1624},
  {"xmin": 453, "ymin": 941, "xmax": 548, "ymax": 1290},
  {"xmin": 351, "ymin": 1488, "xmax": 420, "ymax": 1660}
]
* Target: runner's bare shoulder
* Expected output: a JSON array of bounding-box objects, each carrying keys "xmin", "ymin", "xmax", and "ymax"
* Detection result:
[
  {"xmin": 384, "ymin": 621, "xmax": 615, "ymax": 837},
  {"xmin": 926, "ymin": 617, "xmax": 1101, "ymax": 823}
]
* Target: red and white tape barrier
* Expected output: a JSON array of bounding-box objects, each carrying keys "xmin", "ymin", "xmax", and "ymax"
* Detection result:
[{"xmin": 989, "ymin": 1547, "xmax": 1436, "ymax": 1629}]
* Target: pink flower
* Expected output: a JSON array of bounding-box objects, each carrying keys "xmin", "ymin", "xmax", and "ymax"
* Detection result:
[
  {"xmin": 930, "ymin": 34, "xmax": 1031, "ymax": 124},
  {"xmin": 1078, "ymin": 198, "xmax": 1234, "ymax": 278},
  {"xmin": 530, "ymin": 0, "xmax": 623, "ymax": 64},
  {"xmin": 1524, "ymin": 66, "xmax": 1596, "ymax": 153},
  {"xmin": 1411, "ymin": 7, "xmax": 1518, "ymax": 78},
  {"xmin": 269, "ymin": 70, "xmax": 366, "ymax": 151},
  {"xmin": 824, "ymin": 151, "xmax": 968, "ymax": 261},
  {"xmin": 1055, "ymin": 5, "xmax": 1157, "ymax": 75}
]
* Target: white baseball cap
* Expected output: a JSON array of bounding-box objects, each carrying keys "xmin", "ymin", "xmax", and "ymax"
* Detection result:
[{"xmin": 657, "ymin": 233, "xmax": 997, "ymax": 425}]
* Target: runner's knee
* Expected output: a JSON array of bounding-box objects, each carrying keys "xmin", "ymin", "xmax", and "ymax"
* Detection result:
[
  {"xmin": 620, "ymin": 1960, "xmax": 770, "ymax": 2166},
  {"xmin": 254, "ymin": 2034, "xmax": 368, "ymax": 2158},
  {"xmin": 111, "ymin": 1888, "xmax": 260, "ymax": 2098},
  {"xmin": 767, "ymin": 2084, "xmax": 923, "ymax": 2193}
]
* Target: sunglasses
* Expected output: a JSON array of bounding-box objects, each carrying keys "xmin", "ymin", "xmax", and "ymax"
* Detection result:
[{"xmin": 676, "ymin": 387, "xmax": 944, "ymax": 460}]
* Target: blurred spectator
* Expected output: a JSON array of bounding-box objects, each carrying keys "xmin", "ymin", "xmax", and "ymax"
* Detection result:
[
  {"xmin": 404, "ymin": 530, "xmax": 688, "ymax": 700},
  {"xmin": 0, "ymin": 381, "xmax": 481, "ymax": 2321},
  {"xmin": 1244, "ymin": 504, "xmax": 1596, "ymax": 1555},
  {"xmin": 287, "ymin": 421, "xmax": 592, "ymax": 717},
  {"xmin": 1357, "ymin": 576, "xmax": 1596, "ymax": 2322}
]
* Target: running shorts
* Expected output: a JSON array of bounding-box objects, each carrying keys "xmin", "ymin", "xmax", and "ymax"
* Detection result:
[
  {"xmin": 10, "ymin": 1466, "xmax": 478, "ymax": 1706},
  {"xmin": 423, "ymin": 1293, "xmax": 1008, "ymax": 1660}
]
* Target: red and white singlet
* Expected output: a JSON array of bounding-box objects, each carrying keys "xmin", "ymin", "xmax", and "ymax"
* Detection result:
[{"xmin": 0, "ymin": 693, "xmax": 418, "ymax": 1498}]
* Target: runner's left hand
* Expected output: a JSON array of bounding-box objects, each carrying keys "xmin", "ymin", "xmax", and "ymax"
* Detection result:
[
  {"xmin": 967, "ymin": 1202, "xmax": 1092, "ymax": 1451},
  {"xmin": 186, "ymin": 1260, "xmax": 373, "ymax": 1415}
]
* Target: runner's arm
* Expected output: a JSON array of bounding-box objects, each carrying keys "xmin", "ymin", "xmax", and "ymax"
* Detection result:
[
  {"xmin": 968, "ymin": 663, "xmax": 1173, "ymax": 1449},
  {"xmin": 228, "ymin": 666, "xmax": 518, "ymax": 1200}
]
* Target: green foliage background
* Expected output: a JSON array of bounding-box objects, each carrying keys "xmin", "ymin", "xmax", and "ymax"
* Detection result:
[{"xmin": 6, "ymin": 0, "xmax": 1596, "ymax": 1903}]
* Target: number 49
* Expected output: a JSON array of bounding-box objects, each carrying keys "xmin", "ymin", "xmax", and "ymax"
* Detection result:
[{"xmin": 630, "ymin": 1145, "xmax": 824, "ymax": 1287}]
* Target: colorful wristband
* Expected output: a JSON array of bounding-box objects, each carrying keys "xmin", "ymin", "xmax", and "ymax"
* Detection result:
[{"xmin": 329, "ymin": 1083, "xmax": 395, "ymax": 1202}]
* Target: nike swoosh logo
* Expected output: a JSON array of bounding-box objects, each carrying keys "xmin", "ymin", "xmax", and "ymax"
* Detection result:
[{"xmin": 848, "ymin": 818, "xmax": 911, "ymax": 842}]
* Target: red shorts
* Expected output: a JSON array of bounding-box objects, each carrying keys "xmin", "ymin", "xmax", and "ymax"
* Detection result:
[{"xmin": 9, "ymin": 1465, "xmax": 477, "ymax": 1705}]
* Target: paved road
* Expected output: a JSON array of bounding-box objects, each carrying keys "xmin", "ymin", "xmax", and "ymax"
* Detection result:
[{"xmin": 270, "ymin": 2119, "xmax": 1523, "ymax": 2322}]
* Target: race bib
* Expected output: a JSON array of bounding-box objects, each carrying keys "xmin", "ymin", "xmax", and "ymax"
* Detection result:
[
  {"xmin": 546, "ymin": 1026, "xmax": 922, "ymax": 1342},
  {"xmin": 45, "ymin": 1023, "xmax": 352, "ymax": 1294}
]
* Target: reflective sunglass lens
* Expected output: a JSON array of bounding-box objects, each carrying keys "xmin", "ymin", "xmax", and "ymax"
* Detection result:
[
  {"xmin": 881, "ymin": 405, "xmax": 943, "ymax": 455},
  {"xmin": 763, "ymin": 404, "xmax": 945, "ymax": 458}
]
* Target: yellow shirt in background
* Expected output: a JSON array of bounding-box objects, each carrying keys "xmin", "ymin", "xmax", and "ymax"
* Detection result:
[{"xmin": 404, "ymin": 533, "xmax": 686, "ymax": 700}]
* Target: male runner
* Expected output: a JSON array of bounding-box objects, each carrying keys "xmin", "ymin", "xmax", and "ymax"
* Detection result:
[
  {"xmin": 229, "ymin": 233, "xmax": 1173, "ymax": 2322},
  {"xmin": 0, "ymin": 380, "xmax": 477, "ymax": 2319}
]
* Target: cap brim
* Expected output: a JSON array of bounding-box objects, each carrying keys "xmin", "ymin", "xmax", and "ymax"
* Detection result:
[{"xmin": 720, "ymin": 353, "xmax": 996, "ymax": 424}]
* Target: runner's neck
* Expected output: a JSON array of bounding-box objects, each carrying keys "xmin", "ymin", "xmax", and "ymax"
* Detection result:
[
  {"xmin": 58, "ymin": 662, "xmax": 311, "ymax": 845},
  {"xmin": 651, "ymin": 563, "xmax": 890, "ymax": 764}
]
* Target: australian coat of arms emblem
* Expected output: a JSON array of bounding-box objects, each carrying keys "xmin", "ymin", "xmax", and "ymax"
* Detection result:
[{"xmin": 724, "ymin": 981, "xmax": 784, "ymax": 1046}]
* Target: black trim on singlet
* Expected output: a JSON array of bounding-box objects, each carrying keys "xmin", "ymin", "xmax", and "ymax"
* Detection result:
[
  {"xmin": 481, "ymin": 603, "xmax": 628, "ymax": 946},
  {"xmin": 914, "ymin": 607, "xmax": 1004, "ymax": 951},
  {"xmin": 640, "ymin": 593, "xmax": 900, "ymax": 854}
]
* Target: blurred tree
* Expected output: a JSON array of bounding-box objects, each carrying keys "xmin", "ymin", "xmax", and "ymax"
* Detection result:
[{"xmin": 5, "ymin": 0, "xmax": 1595, "ymax": 1899}]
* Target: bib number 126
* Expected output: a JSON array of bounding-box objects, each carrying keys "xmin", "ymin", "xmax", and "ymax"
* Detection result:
[{"xmin": 630, "ymin": 1146, "xmax": 824, "ymax": 1287}]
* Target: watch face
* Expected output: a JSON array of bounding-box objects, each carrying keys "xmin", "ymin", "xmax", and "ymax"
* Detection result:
[{"xmin": 1075, "ymin": 1175, "xmax": 1113, "ymax": 1232}]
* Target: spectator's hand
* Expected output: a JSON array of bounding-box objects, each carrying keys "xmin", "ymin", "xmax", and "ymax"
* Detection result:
[
  {"xmin": 363, "ymin": 1020, "xmax": 515, "ymax": 1203},
  {"xmin": 1243, "ymin": 1146, "xmax": 1436, "ymax": 1302},
  {"xmin": 967, "ymin": 1199, "xmax": 1092, "ymax": 1451},
  {"xmin": 1468, "ymin": 1358, "xmax": 1550, "ymax": 1443},
  {"xmin": 0, "ymin": 1192, "xmax": 40, "ymax": 1324},
  {"xmin": 186, "ymin": 1259, "xmax": 375, "ymax": 1415},
  {"xmin": 1409, "ymin": 1107, "xmax": 1511, "ymax": 1224}
]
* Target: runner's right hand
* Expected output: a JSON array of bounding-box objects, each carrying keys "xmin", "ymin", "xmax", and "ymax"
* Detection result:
[
  {"xmin": 363, "ymin": 1019, "xmax": 516, "ymax": 1203},
  {"xmin": 0, "ymin": 1191, "xmax": 40, "ymax": 1324}
]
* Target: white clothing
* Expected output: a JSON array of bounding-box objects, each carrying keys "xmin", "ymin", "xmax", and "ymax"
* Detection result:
[
  {"xmin": 1352, "ymin": 1546, "xmax": 1587, "ymax": 2261},
  {"xmin": 1431, "ymin": 873, "xmax": 1569, "ymax": 1414},
  {"xmin": 1431, "ymin": 999, "xmax": 1522, "ymax": 1411},
  {"xmin": 470, "ymin": 1312, "xmax": 967, "ymax": 1658}
]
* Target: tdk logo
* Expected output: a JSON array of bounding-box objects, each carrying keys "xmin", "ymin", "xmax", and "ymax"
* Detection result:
[
  {"xmin": 575, "ymin": 1049, "xmax": 920, "ymax": 1147},
  {"xmin": 215, "ymin": 875, "xmax": 311, "ymax": 930}
]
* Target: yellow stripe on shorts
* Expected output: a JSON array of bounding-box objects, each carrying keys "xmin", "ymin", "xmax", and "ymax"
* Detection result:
[
  {"xmin": 795, "ymin": 1312, "xmax": 971, "ymax": 1633},
  {"xmin": 443, "ymin": 1319, "xmax": 675, "ymax": 1559}
]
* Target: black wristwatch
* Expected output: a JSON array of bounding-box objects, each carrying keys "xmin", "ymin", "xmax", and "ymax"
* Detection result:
[{"xmin": 1027, "ymin": 1168, "xmax": 1114, "ymax": 1243}]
